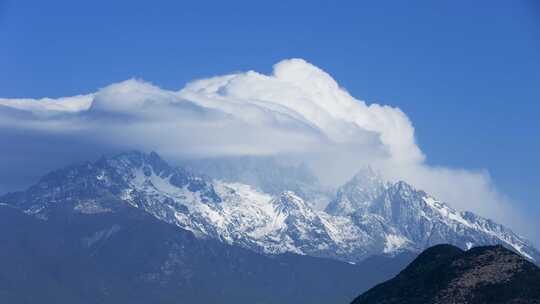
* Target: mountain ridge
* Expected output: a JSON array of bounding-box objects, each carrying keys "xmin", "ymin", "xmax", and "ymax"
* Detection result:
[{"xmin": 2, "ymin": 150, "xmax": 538, "ymax": 263}]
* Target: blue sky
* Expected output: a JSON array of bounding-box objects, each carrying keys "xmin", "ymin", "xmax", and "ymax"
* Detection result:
[{"xmin": 1, "ymin": 1, "xmax": 539, "ymax": 237}]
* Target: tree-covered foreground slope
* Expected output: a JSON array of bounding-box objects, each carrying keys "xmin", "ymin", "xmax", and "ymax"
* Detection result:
[{"xmin": 351, "ymin": 244, "xmax": 540, "ymax": 304}]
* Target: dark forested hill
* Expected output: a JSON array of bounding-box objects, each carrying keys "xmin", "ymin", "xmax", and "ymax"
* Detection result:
[{"xmin": 351, "ymin": 244, "xmax": 540, "ymax": 304}]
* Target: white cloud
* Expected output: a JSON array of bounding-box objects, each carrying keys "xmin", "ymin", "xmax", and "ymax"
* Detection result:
[
  {"xmin": 0, "ymin": 58, "xmax": 533, "ymax": 241},
  {"xmin": 179, "ymin": 59, "xmax": 423, "ymax": 164},
  {"xmin": 0, "ymin": 94, "xmax": 93, "ymax": 113}
]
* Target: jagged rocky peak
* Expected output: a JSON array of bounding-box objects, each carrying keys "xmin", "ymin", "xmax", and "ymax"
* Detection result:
[
  {"xmin": 326, "ymin": 166, "xmax": 389, "ymax": 216},
  {"xmin": 273, "ymin": 191, "xmax": 310, "ymax": 214},
  {"xmin": 105, "ymin": 150, "xmax": 221, "ymax": 203},
  {"xmin": 4, "ymin": 151, "xmax": 222, "ymax": 218},
  {"xmin": 350, "ymin": 166, "xmax": 384, "ymax": 183},
  {"xmin": 326, "ymin": 168, "xmax": 540, "ymax": 262},
  {"xmin": 368, "ymin": 181, "xmax": 428, "ymax": 218},
  {"xmin": 32, "ymin": 150, "xmax": 174, "ymax": 189},
  {"xmin": 104, "ymin": 150, "xmax": 176, "ymax": 177},
  {"xmin": 390, "ymin": 180, "xmax": 419, "ymax": 196}
]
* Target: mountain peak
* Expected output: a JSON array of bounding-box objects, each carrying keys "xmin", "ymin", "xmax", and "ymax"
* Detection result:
[
  {"xmin": 274, "ymin": 191, "xmax": 309, "ymax": 213},
  {"xmin": 108, "ymin": 150, "xmax": 171, "ymax": 174},
  {"xmin": 394, "ymin": 180, "xmax": 414, "ymax": 191},
  {"xmin": 325, "ymin": 167, "xmax": 388, "ymax": 216},
  {"xmin": 326, "ymin": 168, "xmax": 540, "ymax": 262},
  {"xmin": 350, "ymin": 166, "xmax": 382, "ymax": 182}
]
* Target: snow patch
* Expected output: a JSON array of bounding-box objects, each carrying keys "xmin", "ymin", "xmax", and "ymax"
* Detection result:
[
  {"xmin": 74, "ymin": 200, "xmax": 112, "ymax": 214},
  {"xmin": 384, "ymin": 234, "xmax": 409, "ymax": 253}
]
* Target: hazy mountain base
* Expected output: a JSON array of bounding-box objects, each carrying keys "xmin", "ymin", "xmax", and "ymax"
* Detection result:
[{"xmin": 0, "ymin": 204, "xmax": 414, "ymax": 304}]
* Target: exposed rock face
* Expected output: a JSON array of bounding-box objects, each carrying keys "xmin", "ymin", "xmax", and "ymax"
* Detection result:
[{"xmin": 351, "ymin": 244, "xmax": 540, "ymax": 304}]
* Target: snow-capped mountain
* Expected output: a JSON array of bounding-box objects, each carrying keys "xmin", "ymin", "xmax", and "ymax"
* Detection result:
[
  {"xmin": 327, "ymin": 171, "xmax": 539, "ymax": 261},
  {"xmin": 2, "ymin": 151, "xmax": 539, "ymax": 263},
  {"xmin": 325, "ymin": 167, "xmax": 388, "ymax": 216},
  {"xmin": 181, "ymin": 156, "xmax": 333, "ymax": 210}
]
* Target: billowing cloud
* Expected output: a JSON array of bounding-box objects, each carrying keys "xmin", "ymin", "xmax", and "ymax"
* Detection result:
[{"xmin": 0, "ymin": 58, "xmax": 534, "ymax": 242}]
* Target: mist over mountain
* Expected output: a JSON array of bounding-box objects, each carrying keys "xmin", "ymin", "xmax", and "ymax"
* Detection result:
[
  {"xmin": 1, "ymin": 59, "xmax": 534, "ymax": 245},
  {"xmin": 181, "ymin": 156, "xmax": 333, "ymax": 210}
]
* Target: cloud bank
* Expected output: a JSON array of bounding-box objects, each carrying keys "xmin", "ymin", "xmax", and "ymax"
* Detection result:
[{"xmin": 0, "ymin": 58, "xmax": 533, "ymax": 240}]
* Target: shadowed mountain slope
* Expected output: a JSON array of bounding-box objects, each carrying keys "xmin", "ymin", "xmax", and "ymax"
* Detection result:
[
  {"xmin": 351, "ymin": 244, "xmax": 540, "ymax": 304},
  {"xmin": 0, "ymin": 204, "xmax": 412, "ymax": 304}
]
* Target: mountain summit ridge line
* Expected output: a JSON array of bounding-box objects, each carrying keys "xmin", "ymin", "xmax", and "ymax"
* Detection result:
[{"xmin": 2, "ymin": 150, "xmax": 538, "ymax": 263}]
